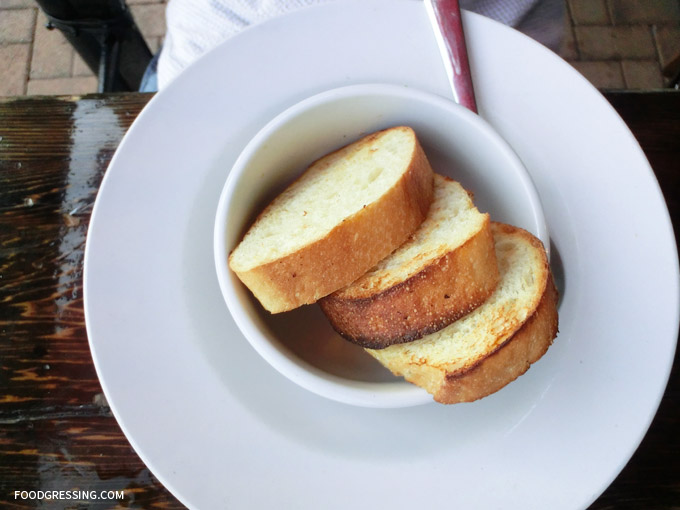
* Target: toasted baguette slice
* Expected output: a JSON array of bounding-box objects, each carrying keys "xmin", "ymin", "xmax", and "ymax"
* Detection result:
[
  {"xmin": 228, "ymin": 126, "xmax": 434, "ymax": 313},
  {"xmin": 319, "ymin": 174, "xmax": 499, "ymax": 347},
  {"xmin": 367, "ymin": 223, "xmax": 558, "ymax": 404}
]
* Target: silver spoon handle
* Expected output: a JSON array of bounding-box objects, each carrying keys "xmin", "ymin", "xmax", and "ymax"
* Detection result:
[{"xmin": 425, "ymin": 0, "xmax": 478, "ymax": 113}]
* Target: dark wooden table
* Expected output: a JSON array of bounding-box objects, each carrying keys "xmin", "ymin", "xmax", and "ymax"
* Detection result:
[{"xmin": 0, "ymin": 92, "xmax": 678, "ymax": 509}]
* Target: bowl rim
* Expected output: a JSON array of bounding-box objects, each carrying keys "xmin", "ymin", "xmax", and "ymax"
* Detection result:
[{"xmin": 213, "ymin": 82, "xmax": 548, "ymax": 408}]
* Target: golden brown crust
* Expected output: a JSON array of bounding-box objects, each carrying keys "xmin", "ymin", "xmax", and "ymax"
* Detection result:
[
  {"xmin": 433, "ymin": 274, "xmax": 559, "ymax": 404},
  {"xmin": 319, "ymin": 216, "xmax": 499, "ymax": 347},
  {"xmin": 366, "ymin": 222, "xmax": 558, "ymax": 404},
  {"xmin": 230, "ymin": 128, "xmax": 434, "ymax": 313}
]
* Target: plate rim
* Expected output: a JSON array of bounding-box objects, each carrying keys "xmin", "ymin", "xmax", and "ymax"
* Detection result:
[{"xmin": 84, "ymin": 1, "xmax": 680, "ymax": 508}]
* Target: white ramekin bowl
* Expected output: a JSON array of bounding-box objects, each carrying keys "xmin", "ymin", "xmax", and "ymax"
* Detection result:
[{"xmin": 214, "ymin": 83, "xmax": 548, "ymax": 408}]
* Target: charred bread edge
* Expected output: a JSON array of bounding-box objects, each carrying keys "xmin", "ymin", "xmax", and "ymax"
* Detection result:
[{"xmin": 320, "ymin": 215, "xmax": 499, "ymax": 347}]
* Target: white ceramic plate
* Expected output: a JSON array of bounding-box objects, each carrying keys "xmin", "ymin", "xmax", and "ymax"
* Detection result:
[{"xmin": 84, "ymin": 1, "xmax": 679, "ymax": 509}]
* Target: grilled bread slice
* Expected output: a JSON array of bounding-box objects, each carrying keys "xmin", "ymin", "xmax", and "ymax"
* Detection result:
[
  {"xmin": 367, "ymin": 222, "xmax": 558, "ymax": 404},
  {"xmin": 320, "ymin": 174, "xmax": 499, "ymax": 347},
  {"xmin": 228, "ymin": 126, "xmax": 434, "ymax": 313}
]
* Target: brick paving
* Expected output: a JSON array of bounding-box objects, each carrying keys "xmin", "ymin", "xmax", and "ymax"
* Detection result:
[
  {"xmin": 566, "ymin": 0, "xmax": 680, "ymax": 88},
  {"xmin": 1, "ymin": 0, "xmax": 167, "ymax": 96},
  {"xmin": 1, "ymin": 0, "xmax": 679, "ymax": 96}
]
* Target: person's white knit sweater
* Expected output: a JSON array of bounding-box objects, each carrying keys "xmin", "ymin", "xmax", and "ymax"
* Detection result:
[{"xmin": 156, "ymin": 0, "xmax": 565, "ymax": 89}]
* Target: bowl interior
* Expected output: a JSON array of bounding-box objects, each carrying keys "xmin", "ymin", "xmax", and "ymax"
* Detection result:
[{"xmin": 214, "ymin": 84, "xmax": 548, "ymax": 407}]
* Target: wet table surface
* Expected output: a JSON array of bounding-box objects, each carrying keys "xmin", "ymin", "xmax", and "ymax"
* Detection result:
[{"xmin": 0, "ymin": 92, "xmax": 678, "ymax": 509}]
